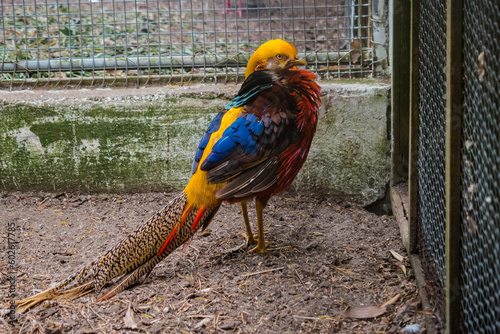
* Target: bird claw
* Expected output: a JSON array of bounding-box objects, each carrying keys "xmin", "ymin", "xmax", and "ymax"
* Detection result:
[
  {"xmin": 249, "ymin": 244, "xmax": 267, "ymax": 254},
  {"xmin": 237, "ymin": 232, "xmax": 258, "ymax": 247}
]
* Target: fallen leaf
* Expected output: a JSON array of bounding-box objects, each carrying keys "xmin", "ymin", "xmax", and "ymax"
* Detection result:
[
  {"xmin": 350, "ymin": 39, "xmax": 362, "ymax": 64},
  {"xmin": 424, "ymin": 281, "xmax": 434, "ymax": 297},
  {"xmin": 54, "ymin": 72, "xmax": 67, "ymax": 80},
  {"xmin": 124, "ymin": 303, "xmax": 137, "ymax": 329},
  {"xmin": 65, "ymin": 200, "xmax": 83, "ymax": 208},
  {"xmin": 37, "ymin": 200, "xmax": 48, "ymax": 211},
  {"xmin": 343, "ymin": 305, "xmax": 387, "ymax": 319},
  {"xmin": 401, "ymin": 264, "xmax": 407, "ymax": 275},
  {"xmin": 380, "ymin": 293, "xmax": 400, "ymax": 308},
  {"xmin": 194, "ymin": 317, "xmax": 212, "ymax": 329},
  {"xmin": 467, "ymin": 214, "xmax": 477, "ymax": 236},
  {"xmin": 390, "ymin": 250, "xmax": 405, "ymax": 262},
  {"xmin": 476, "ymin": 51, "xmax": 485, "ymax": 82},
  {"xmin": 350, "ymin": 39, "xmax": 361, "ymax": 49}
]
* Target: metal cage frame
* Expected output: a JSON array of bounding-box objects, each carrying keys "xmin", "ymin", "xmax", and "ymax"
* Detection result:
[
  {"xmin": 0, "ymin": 0, "xmax": 387, "ymax": 89},
  {"xmin": 391, "ymin": 0, "xmax": 499, "ymax": 333}
]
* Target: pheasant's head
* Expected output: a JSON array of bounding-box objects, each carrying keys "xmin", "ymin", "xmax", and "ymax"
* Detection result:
[{"xmin": 244, "ymin": 39, "xmax": 307, "ymax": 78}]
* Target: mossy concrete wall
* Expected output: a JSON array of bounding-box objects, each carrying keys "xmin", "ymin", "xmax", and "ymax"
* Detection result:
[{"xmin": 0, "ymin": 81, "xmax": 390, "ymax": 205}]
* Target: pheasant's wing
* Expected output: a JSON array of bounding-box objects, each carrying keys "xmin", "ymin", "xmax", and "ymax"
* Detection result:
[
  {"xmin": 192, "ymin": 111, "xmax": 226, "ymax": 174},
  {"xmin": 191, "ymin": 70, "xmax": 275, "ymax": 175},
  {"xmin": 198, "ymin": 70, "xmax": 298, "ymax": 199}
]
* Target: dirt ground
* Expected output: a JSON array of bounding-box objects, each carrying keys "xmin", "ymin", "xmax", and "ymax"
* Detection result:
[{"xmin": 1, "ymin": 192, "xmax": 431, "ymax": 333}]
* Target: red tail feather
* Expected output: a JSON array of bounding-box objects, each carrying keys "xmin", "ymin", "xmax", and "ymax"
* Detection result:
[
  {"xmin": 191, "ymin": 206, "xmax": 207, "ymax": 232},
  {"xmin": 158, "ymin": 205, "xmax": 193, "ymax": 256}
]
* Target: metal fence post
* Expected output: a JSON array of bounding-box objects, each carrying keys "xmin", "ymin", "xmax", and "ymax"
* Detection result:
[
  {"xmin": 372, "ymin": 0, "xmax": 389, "ymax": 74},
  {"xmin": 445, "ymin": 0, "xmax": 463, "ymax": 332},
  {"xmin": 408, "ymin": 0, "xmax": 420, "ymax": 254},
  {"xmin": 390, "ymin": 0, "xmax": 410, "ymax": 188}
]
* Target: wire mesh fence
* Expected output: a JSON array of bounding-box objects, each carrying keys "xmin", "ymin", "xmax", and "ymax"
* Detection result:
[
  {"xmin": 412, "ymin": 0, "xmax": 500, "ymax": 330},
  {"xmin": 461, "ymin": 0, "xmax": 500, "ymax": 331},
  {"xmin": 416, "ymin": 0, "xmax": 447, "ymax": 320},
  {"xmin": 0, "ymin": 0, "xmax": 373, "ymax": 88}
]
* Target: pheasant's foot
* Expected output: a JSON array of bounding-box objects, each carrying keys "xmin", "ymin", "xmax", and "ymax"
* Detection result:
[
  {"xmin": 249, "ymin": 242, "xmax": 267, "ymax": 254},
  {"xmin": 237, "ymin": 233, "xmax": 258, "ymax": 247}
]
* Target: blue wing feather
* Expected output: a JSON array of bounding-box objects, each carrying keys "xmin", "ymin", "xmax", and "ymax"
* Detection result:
[
  {"xmin": 201, "ymin": 113, "xmax": 265, "ymax": 171},
  {"xmin": 193, "ymin": 69, "xmax": 291, "ymax": 183},
  {"xmin": 191, "ymin": 111, "xmax": 225, "ymax": 174}
]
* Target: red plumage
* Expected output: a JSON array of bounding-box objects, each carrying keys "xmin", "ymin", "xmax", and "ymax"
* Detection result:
[
  {"xmin": 210, "ymin": 66, "xmax": 321, "ymax": 203},
  {"xmin": 275, "ymin": 69, "xmax": 321, "ymax": 192}
]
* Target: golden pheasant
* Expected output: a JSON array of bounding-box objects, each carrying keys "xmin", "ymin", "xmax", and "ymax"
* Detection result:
[{"xmin": 16, "ymin": 39, "xmax": 321, "ymax": 313}]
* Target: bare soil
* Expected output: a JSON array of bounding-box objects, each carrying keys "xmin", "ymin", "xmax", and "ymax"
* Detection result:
[{"xmin": 1, "ymin": 192, "xmax": 431, "ymax": 333}]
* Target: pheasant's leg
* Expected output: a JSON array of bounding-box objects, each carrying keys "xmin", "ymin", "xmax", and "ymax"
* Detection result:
[
  {"xmin": 250, "ymin": 197, "xmax": 269, "ymax": 254},
  {"xmin": 239, "ymin": 202, "xmax": 257, "ymax": 246}
]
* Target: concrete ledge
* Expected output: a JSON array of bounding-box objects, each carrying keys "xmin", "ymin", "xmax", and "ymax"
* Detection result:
[{"xmin": 0, "ymin": 80, "xmax": 390, "ymax": 205}]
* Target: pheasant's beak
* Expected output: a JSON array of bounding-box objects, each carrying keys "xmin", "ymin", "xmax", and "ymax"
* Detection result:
[
  {"xmin": 294, "ymin": 59, "xmax": 307, "ymax": 66},
  {"xmin": 287, "ymin": 58, "xmax": 307, "ymax": 70}
]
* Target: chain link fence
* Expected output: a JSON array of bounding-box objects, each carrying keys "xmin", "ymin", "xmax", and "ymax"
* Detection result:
[
  {"xmin": 0, "ymin": 0, "xmax": 374, "ymax": 88},
  {"xmin": 461, "ymin": 0, "xmax": 500, "ymax": 331},
  {"xmin": 417, "ymin": 0, "xmax": 447, "ymax": 321}
]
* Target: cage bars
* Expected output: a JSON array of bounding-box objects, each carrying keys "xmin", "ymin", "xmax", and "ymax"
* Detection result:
[{"xmin": 0, "ymin": 0, "xmax": 376, "ymax": 88}]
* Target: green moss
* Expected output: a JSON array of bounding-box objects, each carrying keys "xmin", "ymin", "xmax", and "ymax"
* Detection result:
[
  {"xmin": 0, "ymin": 100, "xmax": 220, "ymax": 193},
  {"xmin": 0, "ymin": 83, "xmax": 390, "ymax": 204}
]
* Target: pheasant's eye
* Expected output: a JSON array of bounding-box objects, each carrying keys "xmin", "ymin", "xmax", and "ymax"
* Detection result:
[{"xmin": 276, "ymin": 54, "xmax": 283, "ymax": 60}]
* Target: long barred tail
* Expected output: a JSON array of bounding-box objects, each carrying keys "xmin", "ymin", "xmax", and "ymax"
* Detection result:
[{"xmin": 16, "ymin": 192, "xmax": 220, "ymax": 313}]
